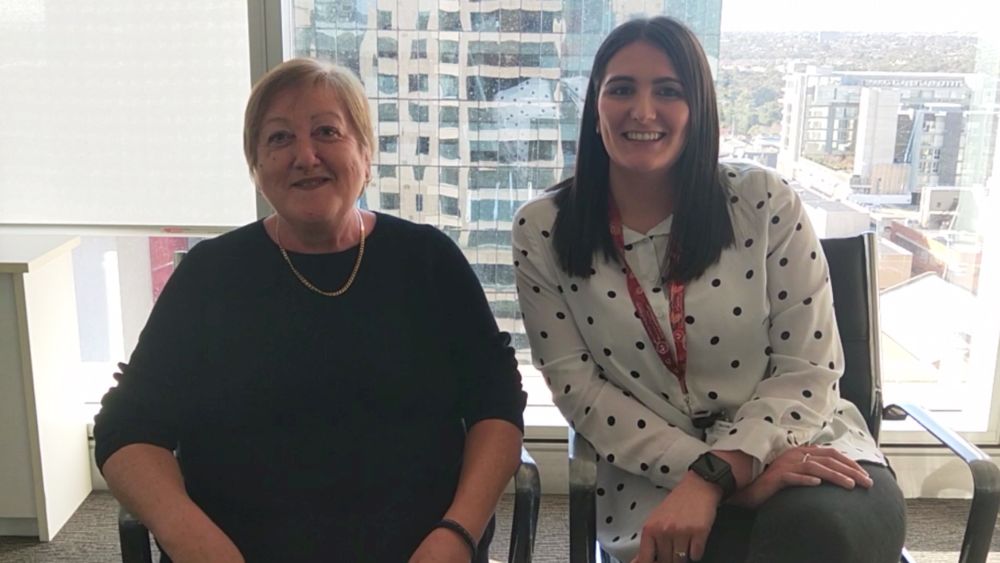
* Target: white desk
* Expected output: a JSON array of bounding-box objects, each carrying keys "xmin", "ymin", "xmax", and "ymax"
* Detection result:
[{"xmin": 0, "ymin": 235, "xmax": 91, "ymax": 540}]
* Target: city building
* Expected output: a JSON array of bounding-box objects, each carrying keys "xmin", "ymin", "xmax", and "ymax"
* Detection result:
[
  {"xmin": 796, "ymin": 185, "xmax": 872, "ymax": 238},
  {"xmin": 884, "ymin": 220, "xmax": 983, "ymax": 293},
  {"xmin": 961, "ymin": 28, "xmax": 1000, "ymax": 188},
  {"xmin": 778, "ymin": 65, "xmax": 978, "ymax": 197},
  {"xmin": 292, "ymin": 0, "xmax": 722, "ymax": 354}
]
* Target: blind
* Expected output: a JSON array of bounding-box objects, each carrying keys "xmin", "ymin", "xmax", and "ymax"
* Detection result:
[{"xmin": 0, "ymin": 1, "xmax": 256, "ymax": 227}]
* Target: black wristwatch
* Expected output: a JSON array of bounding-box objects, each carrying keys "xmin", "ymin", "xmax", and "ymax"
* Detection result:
[{"xmin": 688, "ymin": 452, "xmax": 737, "ymax": 500}]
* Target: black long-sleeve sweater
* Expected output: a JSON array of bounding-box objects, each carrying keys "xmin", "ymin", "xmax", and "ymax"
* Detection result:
[{"xmin": 94, "ymin": 214, "xmax": 526, "ymax": 562}]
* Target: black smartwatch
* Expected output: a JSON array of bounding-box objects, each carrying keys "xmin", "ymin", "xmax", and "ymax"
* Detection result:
[{"xmin": 688, "ymin": 452, "xmax": 737, "ymax": 500}]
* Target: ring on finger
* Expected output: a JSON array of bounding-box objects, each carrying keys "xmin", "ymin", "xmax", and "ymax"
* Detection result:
[
  {"xmin": 802, "ymin": 452, "xmax": 811, "ymax": 463},
  {"xmin": 676, "ymin": 552, "xmax": 687, "ymax": 558}
]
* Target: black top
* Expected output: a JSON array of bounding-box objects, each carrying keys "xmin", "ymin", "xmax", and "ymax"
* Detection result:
[{"xmin": 94, "ymin": 214, "xmax": 526, "ymax": 562}]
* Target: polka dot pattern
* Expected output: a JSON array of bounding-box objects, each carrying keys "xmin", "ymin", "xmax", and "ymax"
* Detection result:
[{"xmin": 511, "ymin": 162, "xmax": 884, "ymax": 559}]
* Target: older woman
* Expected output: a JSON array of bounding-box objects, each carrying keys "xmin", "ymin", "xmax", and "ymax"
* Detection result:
[
  {"xmin": 95, "ymin": 58, "xmax": 526, "ymax": 563},
  {"xmin": 514, "ymin": 17, "xmax": 905, "ymax": 563}
]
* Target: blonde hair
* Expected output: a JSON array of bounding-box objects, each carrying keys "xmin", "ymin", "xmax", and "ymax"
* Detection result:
[{"xmin": 243, "ymin": 58, "xmax": 374, "ymax": 174}]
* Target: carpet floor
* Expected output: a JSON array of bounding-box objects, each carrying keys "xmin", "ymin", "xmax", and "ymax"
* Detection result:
[{"xmin": 0, "ymin": 493, "xmax": 997, "ymax": 562}]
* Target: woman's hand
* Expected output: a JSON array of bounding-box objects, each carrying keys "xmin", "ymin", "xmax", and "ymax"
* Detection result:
[
  {"xmin": 631, "ymin": 472, "xmax": 722, "ymax": 563},
  {"xmin": 727, "ymin": 446, "xmax": 874, "ymax": 509},
  {"xmin": 408, "ymin": 528, "xmax": 473, "ymax": 563}
]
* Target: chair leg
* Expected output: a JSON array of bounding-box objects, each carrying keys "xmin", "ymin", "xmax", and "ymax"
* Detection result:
[
  {"xmin": 509, "ymin": 447, "xmax": 541, "ymax": 563},
  {"xmin": 569, "ymin": 429, "xmax": 599, "ymax": 563},
  {"xmin": 118, "ymin": 505, "xmax": 154, "ymax": 563}
]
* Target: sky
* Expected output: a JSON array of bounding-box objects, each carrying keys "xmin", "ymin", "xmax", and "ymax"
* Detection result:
[{"xmin": 720, "ymin": 0, "xmax": 999, "ymax": 33}]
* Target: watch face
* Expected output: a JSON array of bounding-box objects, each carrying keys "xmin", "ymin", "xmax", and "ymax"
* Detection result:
[
  {"xmin": 691, "ymin": 453, "xmax": 737, "ymax": 499},
  {"xmin": 693, "ymin": 453, "xmax": 732, "ymax": 483}
]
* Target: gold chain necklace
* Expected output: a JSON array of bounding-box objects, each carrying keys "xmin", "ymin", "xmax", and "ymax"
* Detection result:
[{"xmin": 274, "ymin": 209, "xmax": 365, "ymax": 297}]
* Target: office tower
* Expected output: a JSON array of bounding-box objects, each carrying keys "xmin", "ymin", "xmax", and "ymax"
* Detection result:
[{"xmin": 293, "ymin": 0, "xmax": 721, "ymax": 352}]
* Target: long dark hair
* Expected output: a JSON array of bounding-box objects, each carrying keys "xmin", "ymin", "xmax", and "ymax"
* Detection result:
[{"xmin": 551, "ymin": 16, "xmax": 733, "ymax": 283}]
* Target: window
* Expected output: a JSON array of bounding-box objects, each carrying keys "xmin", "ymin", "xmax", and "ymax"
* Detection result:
[
  {"xmin": 469, "ymin": 166, "xmax": 556, "ymax": 190},
  {"xmin": 416, "ymin": 136, "xmax": 430, "ymax": 155},
  {"xmin": 469, "ymin": 168, "xmax": 499, "ymax": 190},
  {"xmin": 377, "ymin": 37, "xmax": 397, "ymax": 59},
  {"xmin": 416, "ymin": 11, "xmax": 430, "ymax": 31},
  {"xmin": 467, "ymin": 41, "xmax": 498, "ymax": 66},
  {"xmin": 412, "ymin": 166, "xmax": 426, "ymax": 181},
  {"xmin": 439, "ymin": 75, "xmax": 459, "ymax": 99},
  {"xmin": 501, "ymin": 9, "xmax": 548, "ymax": 32},
  {"xmin": 408, "ymin": 74, "xmax": 428, "ymax": 93},
  {"xmin": 439, "ymin": 11, "xmax": 462, "ymax": 31},
  {"xmin": 539, "ymin": 42, "xmax": 560, "ymax": 68},
  {"xmin": 439, "ymin": 166, "xmax": 459, "ymax": 186},
  {"xmin": 409, "ymin": 102, "xmax": 429, "ymax": 122},
  {"xmin": 378, "ymin": 165, "xmax": 396, "ymax": 178},
  {"xmin": 411, "ymin": 39, "xmax": 427, "ymax": 59},
  {"xmin": 439, "ymin": 195, "xmax": 460, "ymax": 216},
  {"xmin": 380, "ymin": 192, "xmax": 400, "ymax": 210},
  {"xmin": 468, "ymin": 230, "xmax": 513, "ymax": 248},
  {"xmin": 377, "ymin": 74, "xmax": 398, "ymax": 95},
  {"xmin": 470, "ymin": 199, "xmax": 524, "ymax": 221},
  {"xmin": 439, "ymin": 40, "xmax": 459, "ymax": 64},
  {"xmin": 466, "ymin": 41, "xmax": 558, "ymax": 67},
  {"xmin": 562, "ymin": 140, "xmax": 577, "ymax": 158},
  {"xmin": 490, "ymin": 299, "xmax": 521, "ymax": 318},
  {"xmin": 439, "ymin": 106, "xmax": 460, "ymax": 127},
  {"xmin": 377, "ymin": 10, "xmax": 392, "ymax": 30},
  {"xmin": 501, "ymin": 140, "xmax": 554, "ymax": 163},
  {"xmin": 439, "ymin": 139, "xmax": 459, "ymax": 160},
  {"xmin": 530, "ymin": 140, "xmax": 557, "ymax": 161},
  {"xmin": 415, "ymin": 193, "xmax": 424, "ymax": 211},
  {"xmin": 502, "ymin": 10, "xmax": 556, "ymax": 33},
  {"xmin": 466, "ymin": 76, "xmax": 549, "ymax": 101},
  {"xmin": 378, "ymin": 103, "xmax": 398, "ymax": 122},
  {"xmin": 470, "ymin": 264, "xmax": 515, "ymax": 287},
  {"xmin": 710, "ymin": 4, "xmax": 1000, "ymax": 445},
  {"xmin": 471, "ymin": 11, "xmax": 500, "ymax": 31},
  {"xmin": 287, "ymin": 0, "xmax": 1000, "ymax": 453},
  {"xmin": 378, "ymin": 135, "xmax": 398, "ymax": 153},
  {"xmin": 468, "ymin": 107, "xmax": 498, "ymax": 130},
  {"xmin": 470, "ymin": 140, "xmax": 499, "ymax": 162}
]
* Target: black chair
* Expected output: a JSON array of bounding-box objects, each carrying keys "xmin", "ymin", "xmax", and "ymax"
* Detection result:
[
  {"xmin": 568, "ymin": 233, "xmax": 1000, "ymax": 563},
  {"xmin": 118, "ymin": 447, "xmax": 540, "ymax": 563}
]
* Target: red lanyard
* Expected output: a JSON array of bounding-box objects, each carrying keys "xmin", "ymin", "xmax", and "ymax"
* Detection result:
[{"xmin": 608, "ymin": 203, "xmax": 689, "ymax": 392}]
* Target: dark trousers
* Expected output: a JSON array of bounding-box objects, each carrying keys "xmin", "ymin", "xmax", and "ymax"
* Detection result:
[{"xmin": 699, "ymin": 463, "xmax": 906, "ymax": 563}]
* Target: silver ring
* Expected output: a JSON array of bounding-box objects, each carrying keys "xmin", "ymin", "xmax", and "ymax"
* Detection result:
[
  {"xmin": 802, "ymin": 452, "xmax": 811, "ymax": 463},
  {"xmin": 676, "ymin": 552, "xmax": 687, "ymax": 558}
]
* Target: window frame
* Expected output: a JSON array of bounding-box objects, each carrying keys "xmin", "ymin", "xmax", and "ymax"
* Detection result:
[{"xmin": 86, "ymin": 0, "xmax": 992, "ymax": 450}]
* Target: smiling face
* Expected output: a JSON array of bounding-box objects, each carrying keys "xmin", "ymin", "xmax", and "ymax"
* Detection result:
[
  {"xmin": 253, "ymin": 83, "xmax": 371, "ymax": 229},
  {"xmin": 596, "ymin": 40, "xmax": 690, "ymax": 181}
]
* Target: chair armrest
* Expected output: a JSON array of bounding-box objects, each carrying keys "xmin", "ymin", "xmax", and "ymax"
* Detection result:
[
  {"xmin": 118, "ymin": 505, "xmax": 153, "ymax": 563},
  {"xmin": 886, "ymin": 402, "xmax": 1000, "ymax": 563},
  {"xmin": 569, "ymin": 429, "xmax": 599, "ymax": 563},
  {"xmin": 509, "ymin": 446, "xmax": 541, "ymax": 563}
]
